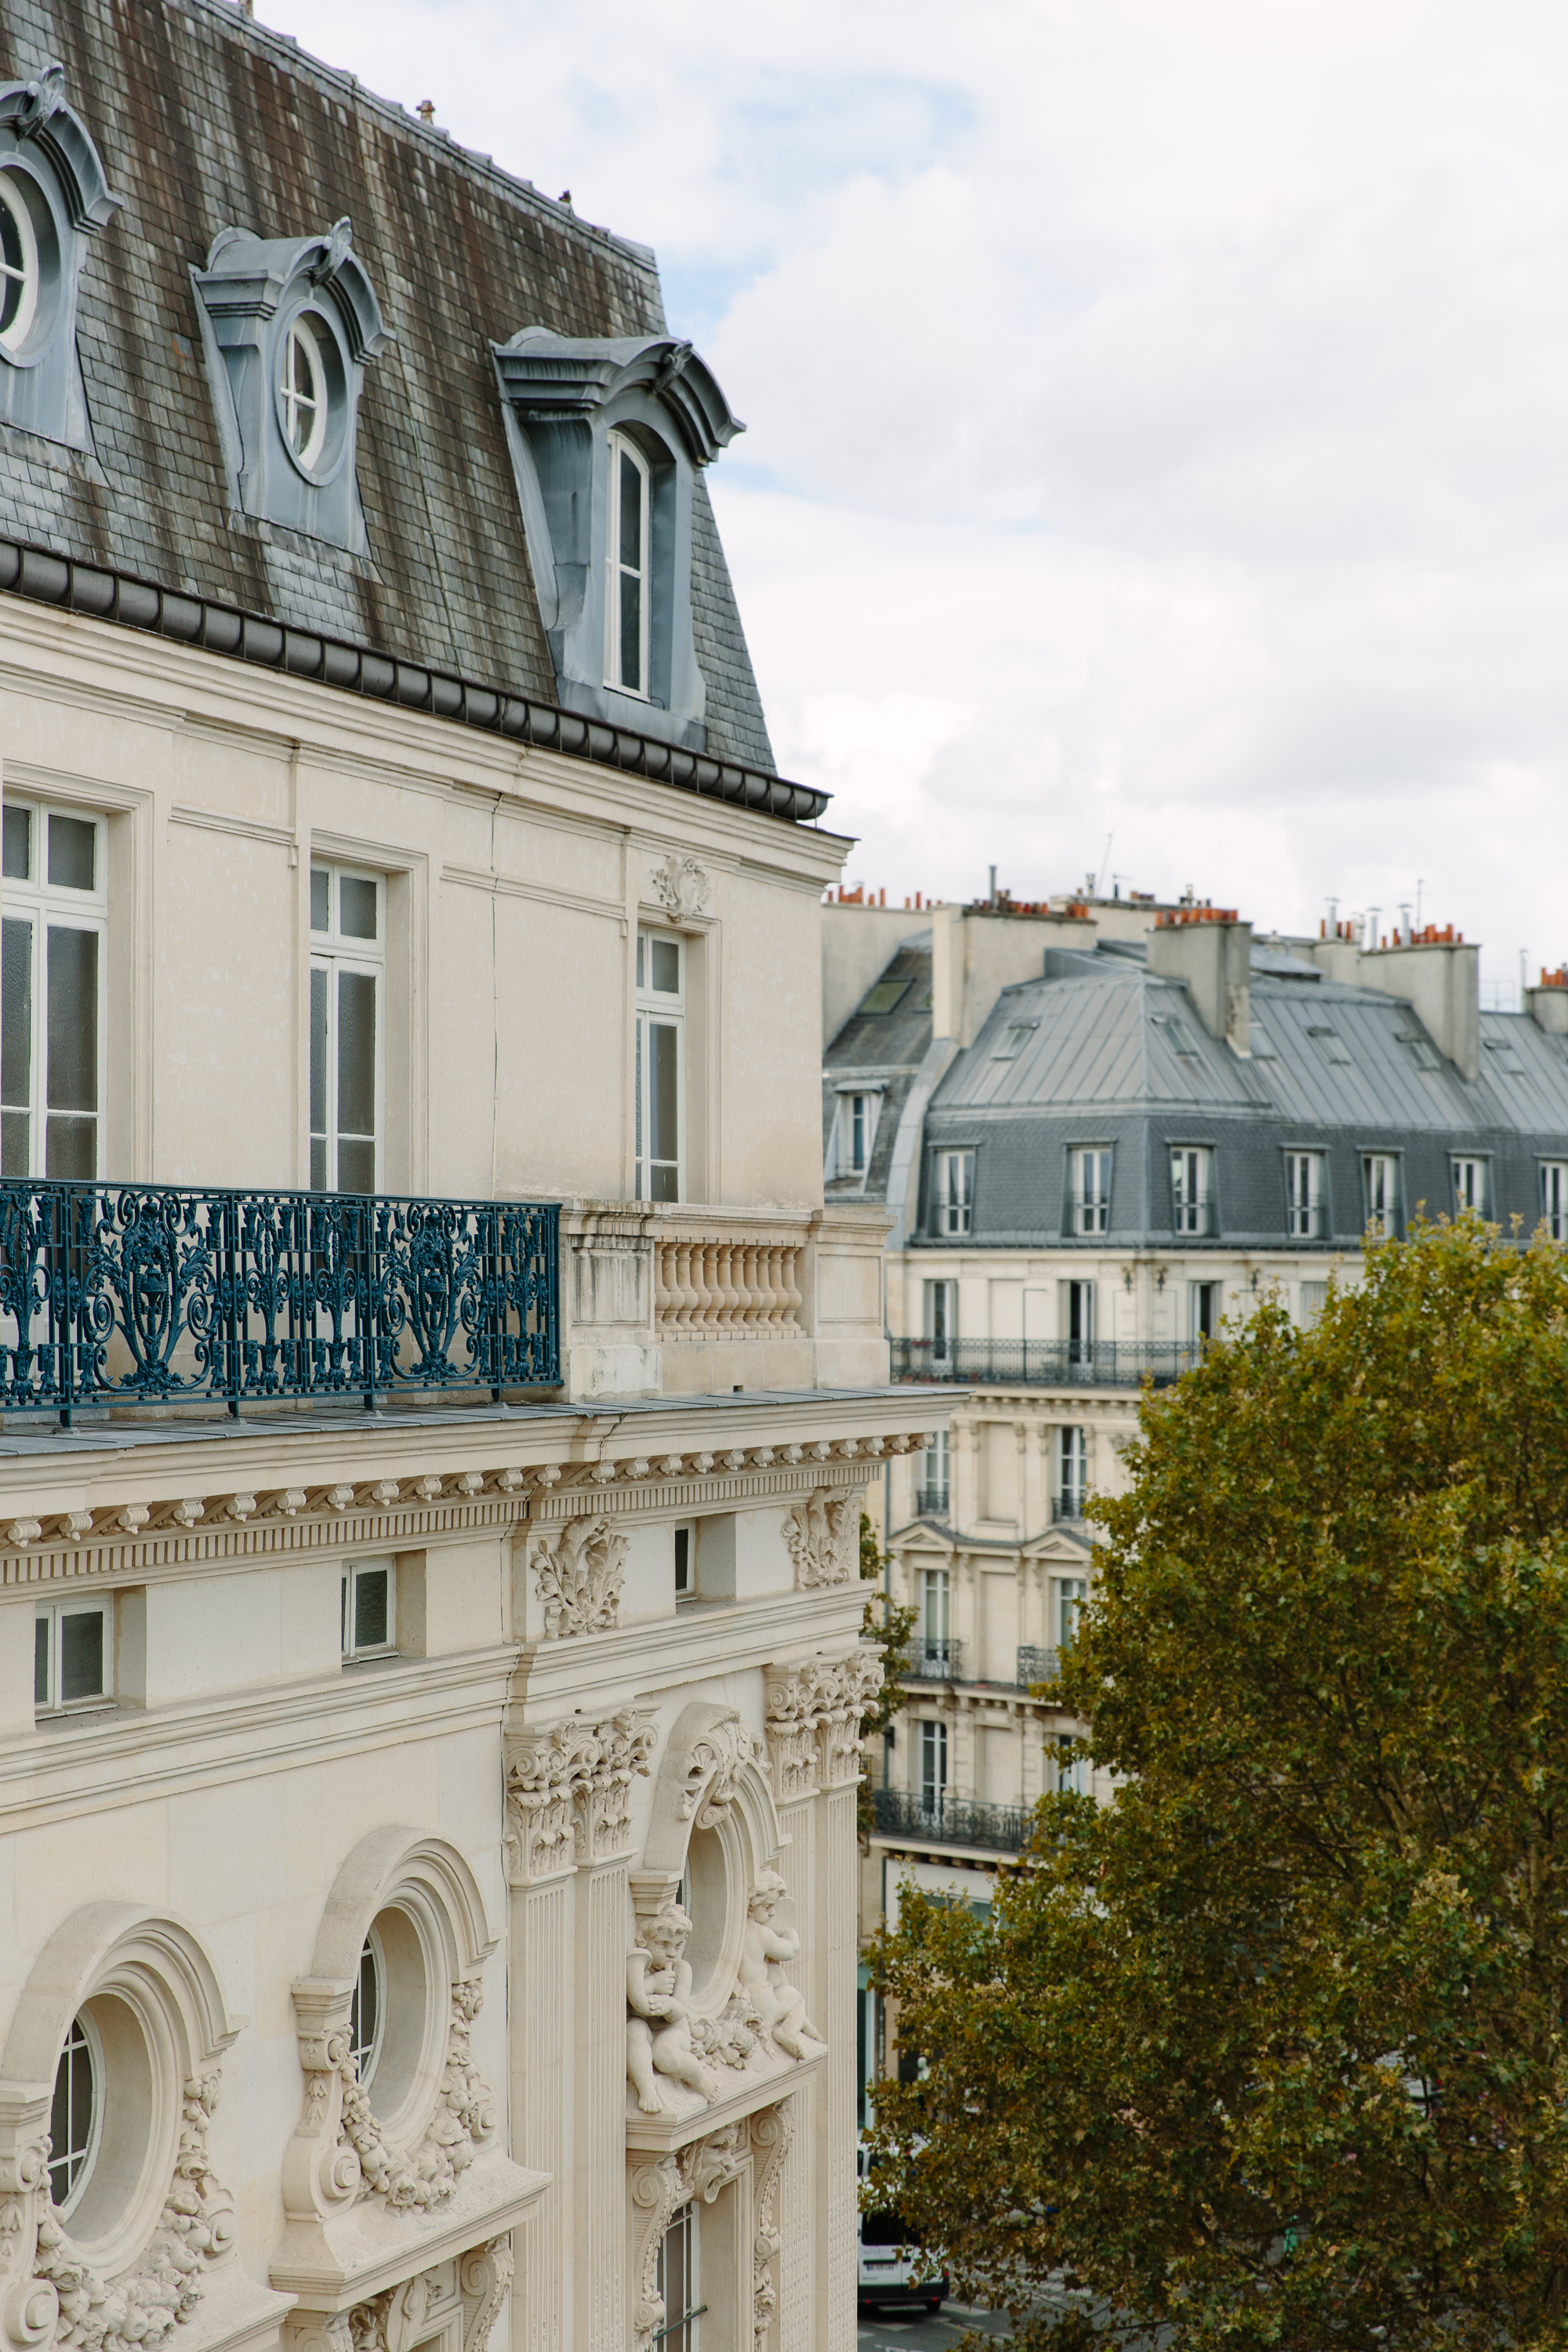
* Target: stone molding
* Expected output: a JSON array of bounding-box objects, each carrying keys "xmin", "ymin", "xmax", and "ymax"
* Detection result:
[
  {"xmin": 646, "ymin": 855, "xmax": 712, "ymax": 921},
  {"xmin": 782, "ymin": 1489, "xmax": 860, "ymax": 1590},
  {"xmin": 627, "ymin": 2104, "xmax": 791, "ymax": 2352},
  {"xmin": 529, "ymin": 1515, "xmax": 627, "ymax": 1637},
  {"xmin": 763, "ymin": 1649, "xmax": 884, "ymax": 1803},
  {"xmin": 502, "ymin": 1708, "xmax": 657, "ymax": 1886},
  {"xmin": 284, "ymin": 2236, "xmax": 513, "ymax": 2352}
]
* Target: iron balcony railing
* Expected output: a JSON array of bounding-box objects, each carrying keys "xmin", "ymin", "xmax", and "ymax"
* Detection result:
[
  {"xmin": 0, "ymin": 1179, "xmax": 560, "ymax": 1423},
  {"xmin": 1016, "ymin": 1646, "xmax": 1060, "ymax": 1690},
  {"xmin": 907, "ymin": 1639, "xmax": 964, "ymax": 1682},
  {"xmin": 872, "ymin": 1788, "xmax": 1031, "ymax": 1854},
  {"xmin": 891, "ymin": 1337, "xmax": 1203, "ymax": 1388}
]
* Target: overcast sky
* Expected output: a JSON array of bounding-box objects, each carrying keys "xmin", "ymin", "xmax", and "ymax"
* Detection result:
[{"xmin": 267, "ymin": 0, "xmax": 1568, "ymax": 1002}]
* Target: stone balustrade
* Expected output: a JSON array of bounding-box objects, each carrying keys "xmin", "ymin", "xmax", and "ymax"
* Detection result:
[{"xmin": 653, "ymin": 1235, "xmax": 804, "ymax": 1335}]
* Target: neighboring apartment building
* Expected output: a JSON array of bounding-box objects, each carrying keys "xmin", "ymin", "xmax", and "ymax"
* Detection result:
[
  {"xmin": 826, "ymin": 886, "xmax": 1568, "ymax": 1924},
  {"xmin": 0, "ymin": 17, "xmax": 944, "ymax": 2352}
]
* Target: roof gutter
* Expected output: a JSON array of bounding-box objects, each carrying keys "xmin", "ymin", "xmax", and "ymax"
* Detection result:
[{"xmin": 0, "ymin": 536, "xmax": 830, "ymax": 825}]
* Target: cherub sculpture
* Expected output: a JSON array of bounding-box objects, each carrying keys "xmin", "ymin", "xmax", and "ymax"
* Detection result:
[
  {"xmin": 738, "ymin": 1871, "xmax": 825, "ymax": 2060},
  {"xmin": 626, "ymin": 1900, "xmax": 719, "ymax": 2114}
]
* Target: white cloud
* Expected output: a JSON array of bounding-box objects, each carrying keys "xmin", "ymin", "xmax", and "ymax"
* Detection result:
[{"xmin": 264, "ymin": 0, "xmax": 1568, "ymax": 992}]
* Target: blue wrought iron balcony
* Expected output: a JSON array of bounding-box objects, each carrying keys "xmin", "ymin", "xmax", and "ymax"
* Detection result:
[
  {"xmin": 0, "ymin": 1180, "xmax": 560, "ymax": 1424},
  {"xmin": 871, "ymin": 1787, "xmax": 1031, "ymax": 1854},
  {"xmin": 891, "ymin": 1337, "xmax": 1202, "ymax": 1389}
]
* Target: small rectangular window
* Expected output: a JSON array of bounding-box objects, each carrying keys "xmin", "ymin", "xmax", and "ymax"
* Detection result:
[
  {"xmin": 837, "ymin": 1091, "xmax": 879, "ymax": 1177},
  {"xmin": 859, "ymin": 977, "xmax": 910, "ymax": 1016},
  {"xmin": 1308, "ymin": 1025, "xmax": 1352, "ymax": 1065},
  {"xmin": 1191, "ymin": 1279, "xmax": 1221, "ymax": 1344},
  {"xmin": 1363, "ymin": 1152, "xmax": 1400, "ymax": 1238},
  {"xmin": 1070, "ymin": 1147, "xmax": 1112, "ymax": 1236},
  {"xmin": 1285, "ymin": 1150, "xmax": 1325, "ymax": 1239},
  {"xmin": 917, "ymin": 1429, "xmax": 950, "ymax": 1515},
  {"xmin": 674, "ymin": 1523, "xmax": 694, "ymax": 1597},
  {"xmin": 991, "ymin": 1020, "xmax": 1035, "ymax": 1062},
  {"xmin": 1542, "ymin": 1162, "xmax": 1568, "ymax": 1241},
  {"xmin": 1171, "ymin": 1147, "xmax": 1214, "ymax": 1236},
  {"xmin": 1300, "ymin": 1280, "xmax": 1328, "ymax": 1324},
  {"xmin": 1397, "ymin": 1033, "xmax": 1441, "ymax": 1072},
  {"xmin": 342, "ymin": 1559, "xmax": 397, "ymax": 1660},
  {"xmin": 1452, "ymin": 1157, "xmax": 1490, "ymax": 1217},
  {"xmin": 1, "ymin": 796, "xmax": 107, "ymax": 1180},
  {"xmin": 1057, "ymin": 1432, "xmax": 1087, "ymax": 1521},
  {"xmin": 310, "ymin": 861, "xmax": 384, "ymax": 1194},
  {"xmin": 34, "ymin": 1600, "xmax": 108, "ymax": 1715},
  {"xmin": 636, "ymin": 930, "xmax": 684, "ymax": 1202},
  {"xmin": 932, "ymin": 1149, "xmax": 973, "ymax": 1236},
  {"xmin": 1484, "ymin": 1036, "xmax": 1526, "ymax": 1077}
]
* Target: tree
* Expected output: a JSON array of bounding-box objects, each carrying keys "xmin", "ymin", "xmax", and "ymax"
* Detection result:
[
  {"xmin": 869, "ymin": 1218, "xmax": 1568, "ymax": 2352},
  {"xmin": 859, "ymin": 1510, "xmax": 916, "ymax": 1839}
]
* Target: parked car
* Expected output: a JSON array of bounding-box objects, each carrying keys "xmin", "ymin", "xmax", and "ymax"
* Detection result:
[{"xmin": 857, "ymin": 2140, "xmax": 948, "ymax": 2313}]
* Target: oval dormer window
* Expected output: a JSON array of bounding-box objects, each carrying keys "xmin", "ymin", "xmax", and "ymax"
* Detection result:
[
  {"xmin": 0, "ymin": 173, "xmax": 38, "ymax": 356},
  {"xmin": 281, "ymin": 312, "xmax": 329, "ymax": 471}
]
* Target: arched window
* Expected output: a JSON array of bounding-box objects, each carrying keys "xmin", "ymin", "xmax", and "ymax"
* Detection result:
[
  {"xmin": 281, "ymin": 314, "xmax": 328, "ymax": 470},
  {"xmin": 348, "ymin": 1929, "xmax": 384, "ymax": 2089},
  {"xmin": 49, "ymin": 2009, "xmax": 100, "ymax": 2211},
  {"xmin": 606, "ymin": 430, "xmax": 651, "ymax": 698},
  {"xmin": 0, "ymin": 172, "xmax": 38, "ymax": 354}
]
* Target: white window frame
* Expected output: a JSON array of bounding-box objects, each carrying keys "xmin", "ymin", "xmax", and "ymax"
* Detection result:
[
  {"xmin": 605, "ymin": 428, "xmax": 652, "ymax": 699},
  {"xmin": 1451, "ymin": 1156, "xmax": 1490, "ymax": 1217},
  {"xmin": 924, "ymin": 1278, "xmax": 956, "ymax": 1359},
  {"xmin": 341, "ymin": 1557, "xmax": 397, "ymax": 1661},
  {"xmin": 656, "ymin": 2198, "xmax": 701, "ymax": 2352},
  {"xmin": 933, "ymin": 1149, "xmax": 974, "ymax": 1236},
  {"xmin": 1542, "ymin": 1162, "xmax": 1568, "ymax": 1242},
  {"xmin": 635, "ymin": 929, "xmax": 685, "ymax": 1202},
  {"xmin": 1065, "ymin": 1279, "xmax": 1096, "ymax": 1359},
  {"xmin": 1171, "ymin": 1146, "xmax": 1214, "ymax": 1237},
  {"xmin": 1191, "ymin": 1279, "xmax": 1222, "ymax": 1345},
  {"xmin": 1285, "ymin": 1150, "xmax": 1325, "ymax": 1240},
  {"xmin": 921, "ymin": 1566, "xmax": 951, "ymax": 1659},
  {"xmin": 310, "ymin": 860, "xmax": 385, "ymax": 1194},
  {"xmin": 919, "ymin": 1718, "xmax": 948, "ymax": 1815},
  {"xmin": 917, "ymin": 1428, "xmax": 950, "ymax": 1515},
  {"xmin": 1299, "ymin": 1279, "xmax": 1329, "ymax": 1325},
  {"xmin": 1056, "ymin": 1574, "xmax": 1087, "ymax": 1652},
  {"xmin": 49, "ymin": 2009, "xmax": 103, "ymax": 2217},
  {"xmin": 836, "ymin": 1089, "xmax": 881, "ymax": 1178},
  {"xmin": 674, "ymin": 1522, "xmax": 695, "ymax": 1598},
  {"xmin": 281, "ymin": 312, "xmax": 330, "ymax": 470},
  {"xmin": 0, "ymin": 172, "xmax": 39, "ymax": 355},
  {"xmin": 2, "ymin": 796, "xmax": 108, "ymax": 1181},
  {"xmin": 348, "ymin": 1926, "xmax": 386, "ymax": 2087},
  {"xmin": 1058, "ymin": 1430, "xmax": 1087, "ymax": 1521},
  {"xmin": 34, "ymin": 1597, "xmax": 111, "ymax": 1716},
  {"xmin": 1055, "ymin": 1733, "xmax": 1087, "ymax": 1798},
  {"xmin": 1363, "ymin": 1152, "xmax": 1400, "ymax": 1239},
  {"xmin": 1072, "ymin": 1147, "xmax": 1112, "ymax": 1236}
]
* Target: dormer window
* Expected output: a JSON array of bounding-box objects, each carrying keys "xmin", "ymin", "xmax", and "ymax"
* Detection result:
[
  {"xmin": 0, "ymin": 172, "xmax": 38, "ymax": 353},
  {"xmin": 281, "ymin": 313, "xmax": 328, "ymax": 469},
  {"xmin": 608, "ymin": 430, "xmax": 651, "ymax": 697}
]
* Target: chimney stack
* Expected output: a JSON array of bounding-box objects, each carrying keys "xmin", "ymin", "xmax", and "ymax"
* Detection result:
[
  {"xmin": 1361, "ymin": 927, "xmax": 1479, "ymax": 1079},
  {"xmin": 1528, "ymin": 967, "xmax": 1568, "ymax": 1035},
  {"xmin": 1146, "ymin": 908, "xmax": 1251, "ymax": 1055}
]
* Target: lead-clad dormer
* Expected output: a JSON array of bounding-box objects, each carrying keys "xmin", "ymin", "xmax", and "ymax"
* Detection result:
[
  {"xmin": 0, "ymin": 62, "xmax": 120, "ymax": 450},
  {"xmin": 493, "ymin": 328, "xmax": 742, "ymax": 749},
  {"xmin": 191, "ymin": 218, "xmax": 391, "ymax": 554}
]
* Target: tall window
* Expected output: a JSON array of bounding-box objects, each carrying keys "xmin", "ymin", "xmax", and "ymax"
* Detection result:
[
  {"xmin": 2, "ymin": 799, "xmax": 105, "ymax": 1178},
  {"xmin": 1058, "ymin": 1429, "xmax": 1087, "ymax": 1520},
  {"xmin": 1071, "ymin": 1147, "xmax": 1112, "ymax": 1236},
  {"xmin": 1191, "ymin": 1281, "xmax": 1221, "ymax": 1344},
  {"xmin": 1171, "ymin": 1146, "xmax": 1214, "ymax": 1236},
  {"xmin": 1056, "ymin": 1734, "xmax": 1087, "ymax": 1798},
  {"xmin": 924, "ymin": 1278, "xmax": 956, "ymax": 1362},
  {"xmin": 917, "ymin": 1429, "xmax": 950, "ymax": 1515},
  {"xmin": 1285, "ymin": 1151, "xmax": 1324, "ymax": 1239},
  {"xmin": 606, "ymin": 430, "xmax": 651, "ymax": 699},
  {"xmin": 1065, "ymin": 1279, "xmax": 1095, "ymax": 1363},
  {"xmin": 921, "ymin": 1567, "xmax": 951, "ymax": 1661},
  {"xmin": 49, "ymin": 2014, "xmax": 98, "ymax": 2212},
  {"xmin": 1363, "ymin": 1153, "xmax": 1399, "ymax": 1239},
  {"xmin": 1057, "ymin": 1575, "xmax": 1087, "ymax": 1651},
  {"xmin": 1452, "ymin": 1157, "xmax": 1490, "ymax": 1216},
  {"xmin": 636, "ymin": 930, "xmax": 684, "ymax": 1201},
  {"xmin": 1543, "ymin": 1163, "xmax": 1568, "ymax": 1241},
  {"xmin": 920, "ymin": 1719, "xmax": 948, "ymax": 1817},
  {"xmin": 310, "ymin": 862, "xmax": 383, "ymax": 1192},
  {"xmin": 837, "ymin": 1091, "xmax": 879, "ymax": 1177},
  {"xmin": 932, "ymin": 1149, "xmax": 973, "ymax": 1236},
  {"xmin": 35, "ymin": 1599, "xmax": 107, "ymax": 1715},
  {"xmin": 656, "ymin": 2201, "xmax": 701, "ymax": 2352},
  {"xmin": 0, "ymin": 173, "xmax": 39, "ymax": 356}
]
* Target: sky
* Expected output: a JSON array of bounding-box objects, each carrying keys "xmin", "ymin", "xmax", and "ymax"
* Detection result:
[{"xmin": 263, "ymin": 0, "xmax": 1568, "ymax": 1005}]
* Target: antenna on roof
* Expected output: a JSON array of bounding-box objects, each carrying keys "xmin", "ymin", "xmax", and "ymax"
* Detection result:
[{"xmin": 1096, "ymin": 831, "xmax": 1114, "ymax": 897}]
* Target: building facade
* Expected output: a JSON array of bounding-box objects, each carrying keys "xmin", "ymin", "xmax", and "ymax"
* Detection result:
[
  {"xmin": 826, "ymin": 887, "xmax": 1568, "ymax": 1919},
  {"xmin": 0, "ymin": 16, "xmax": 945, "ymax": 2352}
]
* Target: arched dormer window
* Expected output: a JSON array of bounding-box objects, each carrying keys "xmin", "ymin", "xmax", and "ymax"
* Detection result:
[
  {"xmin": 0, "ymin": 62, "xmax": 120, "ymax": 449},
  {"xmin": 191, "ymin": 216, "xmax": 391, "ymax": 554},
  {"xmin": 493, "ymin": 328, "xmax": 742, "ymax": 751}
]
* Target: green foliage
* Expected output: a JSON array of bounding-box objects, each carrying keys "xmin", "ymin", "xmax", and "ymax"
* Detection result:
[
  {"xmin": 859, "ymin": 1511, "xmax": 917, "ymax": 1838},
  {"xmin": 869, "ymin": 1220, "xmax": 1568, "ymax": 2352}
]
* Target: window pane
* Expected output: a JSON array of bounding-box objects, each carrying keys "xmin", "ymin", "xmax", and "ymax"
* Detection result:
[
  {"xmin": 46, "ymin": 925, "xmax": 97, "ymax": 1110},
  {"xmin": 310, "ymin": 868, "xmax": 330, "ymax": 933},
  {"xmin": 354, "ymin": 1567, "xmax": 390, "ymax": 1650},
  {"xmin": 45, "ymin": 1115, "xmax": 95, "ymax": 1178},
  {"xmin": 619, "ymin": 448, "xmax": 643, "ymax": 568},
  {"xmin": 2, "ymin": 804, "xmax": 29, "ymax": 879},
  {"xmin": 47, "ymin": 815, "xmax": 95, "ymax": 891},
  {"xmin": 619, "ymin": 571, "xmax": 641, "ymax": 693},
  {"xmin": 649, "ymin": 1020, "xmax": 678, "ymax": 1166},
  {"xmin": 310, "ymin": 965, "xmax": 328, "ymax": 1145},
  {"xmin": 336, "ymin": 970, "xmax": 377, "ymax": 1145},
  {"xmin": 2, "ymin": 1110, "xmax": 30, "ymax": 1174},
  {"xmin": 34, "ymin": 1612, "xmax": 49, "ymax": 1705},
  {"xmin": 339, "ymin": 875, "xmax": 377, "ymax": 941},
  {"xmin": 650, "ymin": 938, "xmax": 680, "ymax": 994},
  {"xmin": 649, "ymin": 1161, "xmax": 678, "ymax": 1203},
  {"xmin": 60, "ymin": 1610, "xmax": 103, "ymax": 1703},
  {"xmin": 310, "ymin": 1138, "xmax": 328, "ymax": 1189},
  {"xmin": 336, "ymin": 1138, "xmax": 376, "ymax": 1195},
  {"xmin": 2, "ymin": 915, "xmax": 32, "ymax": 1110}
]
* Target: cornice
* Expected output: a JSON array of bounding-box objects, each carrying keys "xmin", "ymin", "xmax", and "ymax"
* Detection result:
[{"xmin": 507, "ymin": 1583, "xmax": 868, "ymax": 1719}]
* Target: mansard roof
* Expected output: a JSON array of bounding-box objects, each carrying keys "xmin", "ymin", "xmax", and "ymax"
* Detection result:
[{"xmin": 0, "ymin": 0, "xmax": 789, "ymax": 793}]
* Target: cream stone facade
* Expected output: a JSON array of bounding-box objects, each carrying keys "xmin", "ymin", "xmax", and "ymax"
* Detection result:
[{"xmin": 0, "ymin": 14, "xmax": 952, "ymax": 2352}]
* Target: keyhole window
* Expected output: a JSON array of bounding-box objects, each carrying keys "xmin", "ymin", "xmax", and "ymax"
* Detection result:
[
  {"xmin": 281, "ymin": 314, "xmax": 328, "ymax": 470},
  {"xmin": 49, "ymin": 2013, "xmax": 99, "ymax": 2212},
  {"xmin": 0, "ymin": 174, "xmax": 38, "ymax": 354},
  {"xmin": 606, "ymin": 431, "xmax": 651, "ymax": 699}
]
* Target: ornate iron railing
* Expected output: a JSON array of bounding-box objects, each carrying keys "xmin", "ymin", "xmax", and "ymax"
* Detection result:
[
  {"xmin": 891, "ymin": 1337, "xmax": 1203, "ymax": 1388},
  {"xmin": 1015, "ymin": 1646, "xmax": 1060, "ymax": 1690},
  {"xmin": 872, "ymin": 1788, "xmax": 1031, "ymax": 1853},
  {"xmin": 0, "ymin": 1181, "xmax": 560, "ymax": 1422},
  {"xmin": 907, "ymin": 1640, "xmax": 964, "ymax": 1682}
]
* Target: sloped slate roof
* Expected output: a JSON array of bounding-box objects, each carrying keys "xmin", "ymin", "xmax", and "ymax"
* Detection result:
[{"xmin": 0, "ymin": 0, "xmax": 778, "ymax": 773}]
